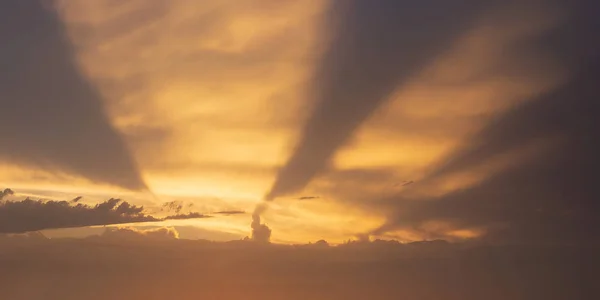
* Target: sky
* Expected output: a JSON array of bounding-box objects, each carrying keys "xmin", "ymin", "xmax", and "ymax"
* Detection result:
[{"xmin": 1, "ymin": 0, "xmax": 599, "ymax": 245}]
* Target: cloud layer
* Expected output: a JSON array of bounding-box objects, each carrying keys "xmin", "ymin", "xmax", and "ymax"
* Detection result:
[
  {"xmin": 0, "ymin": 237, "xmax": 597, "ymax": 299},
  {"xmin": 0, "ymin": 194, "xmax": 208, "ymax": 234}
]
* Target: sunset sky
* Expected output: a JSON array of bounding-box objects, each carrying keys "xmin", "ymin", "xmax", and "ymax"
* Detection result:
[
  {"xmin": 1, "ymin": 1, "xmax": 599, "ymax": 299},
  {"xmin": 1, "ymin": 0, "xmax": 599, "ymax": 245}
]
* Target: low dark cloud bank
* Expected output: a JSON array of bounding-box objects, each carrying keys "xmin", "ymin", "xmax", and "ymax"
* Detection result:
[
  {"xmin": 251, "ymin": 204, "xmax": 272, "ymax": 243},
  {"xmin": 0, "ymin": 236, "xmax": 598, "ymax": 300},
  {"xmin": 163, "ymin": 212, "xmax": 210, "ymax": 220},
  {"xmin": 98, "ymin": 226, "xmax": 180, "ymax": 240},
  {"xmin": 371, "ymin": 0, "xmax": 600, "ymax": 244},
  {"xmin": 0, "ymin": 193, "xmax": 207, "ymax": 233},
  {"xmin": 0, "ymin": 0, "xmax": 146, "ymax": 190}
]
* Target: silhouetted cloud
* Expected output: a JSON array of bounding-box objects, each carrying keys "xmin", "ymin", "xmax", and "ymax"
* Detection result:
[
  {"xmin": 0, "ymin": 0, "xmax": 146, "ymax": 190},
  {"xmin": 162, "ymin": 201, "xmax": 185, "ymax": 214},
  {"xmin": 0, "ymin": 237, "xmax": 597, "ymax": 299},
  {"xmin": 99, "ymin": 226, "xmax": 179, "ymax": 240},
  {"xmin": 0, "ymin": 188, "xmax": 14, "ymax": 200},
  {"xmin": 265, "ymin": 0, "xmax": 503, "ymax": 200},
  {"xmin": 251, "ymin": 203, "xmax": 271, "ymax": 243},
  {"xmin": 0, "ymin": 194, "xmax": 209, "ymax": 234},
  {"xmin": 371, "ymin": 0, "xmax": 600, "ymax": 244},
  {"xmin": 164, "ymin": 212, "xmax": 210, "ymax": 220},
  {"xmin": 0, "ymin": 197, "xmax": 154, "ymax": 234},
  {"xmin": 0, "ymin": 231, "xmax": 47, "ymax": 242}
]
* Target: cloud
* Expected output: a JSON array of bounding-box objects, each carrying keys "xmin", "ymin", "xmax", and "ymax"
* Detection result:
[
  {"xmin": 99, "ymin": 226, "xmax": 179, "ymax": 240},
  {"xmin": 0, "ymin": 231, "xmax": 48, "ymax": 242},
  {"xmin": 0, "ymin": 0, "xmax": 146, "ymax": 190},
  {"xmin": 164, "ymin": 212, "xmax": 210, "ymax": 220},
  {"xmin": 369, "ymin": 0, "xmax": 600, "ymax": 244},
  {"xmin": 251, "ymin": 203, "xmax": 272, "ymax": 243},
  {"xmin": 0, "ymin": 188, "xmax": 14, "ymax": 200},
  {"xmin": 0, "ymin": 193, "xmax": 209, "ymax": 234},
  {"xmin": 0, "ymin": 197, "xmax": 154, "ymax": 234},
  {"xmin": 265, "ymin": 0, "xmax": 504, "ymax": 200},
  {"xmin": 162, "ymin": 200, "xmax": 185, "ymax": 214},
  {"xmin": 0, "ymin": 237, "xmax": 596, "ymax": 299}
]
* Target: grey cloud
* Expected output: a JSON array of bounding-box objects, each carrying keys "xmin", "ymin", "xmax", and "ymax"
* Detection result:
[
  {"xmin": 162, "ymin": 201, "xmax": 185, "ymax": 214},
  {"xmin": 251, "ymin": 204, "xmax": 271, "ymax": 243},
  {"xmin": 0, "ymin": 0, "xmax": 146, "ymax": 190},
  {"xmin": 0, "ymin": 237, "xmax": 597, "ymax": 299},
  {"xmin": 164, "ymin": 212, "xmax": 210, "ymax": 220},
  {"xmin": 251, "ymin": 222, "xmax": 272, "ymax": 243},
  {"xmin": 265, "ymin": 0, "xmax": 502, "ymax": 200},
  {"xmin": 0, "ymin": 192, "xmax": 209, "ymax": 234},
  {"xmin": 0, "ymin": 197, "xmax": 154, "ymax": 234},
  {"xmin": 0, "ymin": 188, "xmax": 15, "ymax": 200}
]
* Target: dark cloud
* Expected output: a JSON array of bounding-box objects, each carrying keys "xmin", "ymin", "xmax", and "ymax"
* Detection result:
[
  {"xmin": 164, "ymin": 212, "xmax": 210, "ymax": 220},
  {"xmin": 162, "ymin": 200, "xmax": 185, "ymax": 214},
  {"xmin": 0, "ymin": 237, "xmax": 598, "ymax": 299},
  {"xmin": 0, "ymin": 188, "xmax": 15, "ymax": 200},
  {"xmin": 251, "ymin": 204, "xmax": 272, "ymax": 243},
  {"xmin": 98, "ymin": 226, "xmax": 179, "ymax": 240},
  {"xmin": 0, "ymin": 0, "xmax": 146, "ymax": 190},
  {"xmin": 372, "ymin": 0, "xmax": 600, "ymax": 244},
  {"xmin": 251, "ymin": 222, "xmax": 272, "ymax": 243},
  {"xmin": 0, "ymin": 197, "xmax": 154, "ymax": 234},
  {"xmin": 265, "ymin": 0, "xmax": 502, "ymax": 200},
  {"xmin": 0, "ymin": 192, "xmax": 208, "ymax": 234}
]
